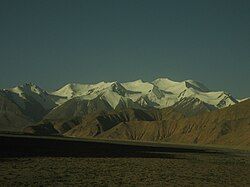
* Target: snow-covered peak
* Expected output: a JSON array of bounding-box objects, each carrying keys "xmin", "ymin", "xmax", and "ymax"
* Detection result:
[
  {"xmin": 49, "ymin": 77, "xmax": 239, "ymax": 109},
  {"xmin": 177, "ymin": 88, "xmax": 237, "ymax": 108},
  {"xmin": 4, "ymin": 83, "xmax": 56, "ymax": 110},
  {"xmin": 122, "ymin": 80, "xmax": 154, "ymax": 94},
  {"xmin": 52, "ymin": 83, "xmax": 87, "ymax": 98},
  {"xmin": 1, "ymin": 78, "xmax": 241, "ymax": 124},
  {"xmin": 108, "ymin": 81, "xmax": 139, "ymax": 96},
  {"xmin": 152, "ymin": 78, "xmax": 209, "ymax": 94},
  {"xmin": 183, "ymin": 80, "xmax": 209, "ymax": 92},
  {"xmin": 9, "ymin": 83, "xmax": 47, "ymax": 97},
  {"xmin": 152, "ymin": 77, "xmax": 179, "ymax": 87},
  {"xmin": 133, "ymin": 79, "xmax": 144, "ymax": 83}
]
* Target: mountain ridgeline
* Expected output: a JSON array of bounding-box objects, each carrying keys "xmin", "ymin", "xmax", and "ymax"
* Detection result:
[
  {"xmin": 0, "ymin": 78, "xmax": 249, "ymax": 148},
  {"xmin": 23, "ymin": 100, "xmax": 250, "ymax": 148}
]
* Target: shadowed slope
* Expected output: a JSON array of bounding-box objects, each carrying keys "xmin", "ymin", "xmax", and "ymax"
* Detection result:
[
  {"xmin": 0, "ymin": 93, "xmax": 32, "ymax": 132},
  {"xmin": 64, "ymin": 108, "xmax": 158, "ymax": 137}
]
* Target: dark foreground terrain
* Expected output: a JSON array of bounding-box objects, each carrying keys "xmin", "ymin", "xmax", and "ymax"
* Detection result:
[{"xmin": 0, "ymin": 134, "xmax": 249, "ymax": 186}]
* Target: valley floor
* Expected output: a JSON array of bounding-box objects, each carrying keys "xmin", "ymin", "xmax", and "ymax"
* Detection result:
[
  {"xmin": 0, "ymin": 151, "xmax": 249, "ymax": 186},
  {"xmin": 0, "ymin": 134, "xmax": 249, "ymax": 186}
]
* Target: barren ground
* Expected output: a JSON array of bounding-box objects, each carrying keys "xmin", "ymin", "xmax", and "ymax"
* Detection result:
[{"xmin": 0, "ymin": 151, "xmax": 249, "ymax": 186}]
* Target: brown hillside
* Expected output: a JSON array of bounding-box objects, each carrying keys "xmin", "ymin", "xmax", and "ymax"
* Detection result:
[
  {"xmin": 64, "ymin": 108, "xmax": 164, "ymax": 137},
  {"xmin": 98, "ymin": 100, "xmax": 250, "ymax": 147},
  {"xmin": 24, "ymin": 100, "xmax": 250, "ymax": 148}
]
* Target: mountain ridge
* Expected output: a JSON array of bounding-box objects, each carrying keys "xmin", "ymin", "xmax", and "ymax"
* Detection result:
[
  {"xmin": 0, "ymin": 77, "xmax": 247, "ymax": 133},
  {"xmin": 50, "ymin": 78, "xmax": 238, "ymax": 110}
]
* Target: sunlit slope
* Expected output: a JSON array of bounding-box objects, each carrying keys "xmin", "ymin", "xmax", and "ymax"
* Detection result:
[{"xmin": 99, "ymin": 100, "xmax": 250, "ymax": 147}]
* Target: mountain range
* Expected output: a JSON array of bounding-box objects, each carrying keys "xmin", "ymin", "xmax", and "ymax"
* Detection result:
[{"xmin": 0, "ymin": 77, "xmax": 249, "ymax": 147}]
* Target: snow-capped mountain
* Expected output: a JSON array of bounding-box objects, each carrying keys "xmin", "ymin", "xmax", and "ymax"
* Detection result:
[
  {"xmin": 4, "ymin": 83, "xmax": 56, "ymax": 110},
  {"xmin": 51, "ymin": 78, "xmax": 238, "ymax": 110},
  {"xmin": 0, "ymin": 77, "xmax": 242, "ymax": 132},
  {"xmin": 0, "ymin": 78, "xmax": 239, "ymax": 121},
  {"xmin": 0, "ymin": 83, "xmax": 57, "ymax": 121}
]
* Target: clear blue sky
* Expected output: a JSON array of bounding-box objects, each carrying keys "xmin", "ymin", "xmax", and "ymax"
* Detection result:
[{"xmin": 0, "ymin": 0, "xmax": 249, "ymax": 98}]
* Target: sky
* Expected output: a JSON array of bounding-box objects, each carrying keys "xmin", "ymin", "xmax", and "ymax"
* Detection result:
[{"xmin": 0, "ymin": 0, "xmax": 249, "ymax": 99}]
